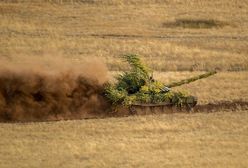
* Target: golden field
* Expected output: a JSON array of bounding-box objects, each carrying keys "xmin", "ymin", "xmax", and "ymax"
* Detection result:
[
  {"xmin": 1, "ymin": 0, "xmax": 248, "ymax": 71},
  {"xmin": 0, "ymin": 0, "xmax": 248, "ymax": 167},
  {"xmin": 1, "ymin": 111, "xmax": 248, "ymax": 168}
]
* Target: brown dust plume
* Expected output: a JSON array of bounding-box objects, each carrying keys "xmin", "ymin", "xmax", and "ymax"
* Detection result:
[{"xmin": 0, "ymin": 56, "xmax": 111, "ymax": 122}]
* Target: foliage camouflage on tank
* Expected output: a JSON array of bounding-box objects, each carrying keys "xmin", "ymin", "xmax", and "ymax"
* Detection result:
[{"xmin": 104, "ymin": 54, "xmax": 216, "ymax": 109}]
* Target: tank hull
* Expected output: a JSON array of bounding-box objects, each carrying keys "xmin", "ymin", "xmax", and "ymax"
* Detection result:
[{"xmin": 129, "ymin": 96, "xmax": 197, "ymax": 114}]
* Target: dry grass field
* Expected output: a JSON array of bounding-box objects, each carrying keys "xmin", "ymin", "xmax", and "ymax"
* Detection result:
[
  {"xmin": 1, "ymin": 0, "xmax": 248, "ymax": 71},
  {"xmin": 1, "ymin": 111, "xmax": 248, "ymax": 168},
  {"xmin": 0, "ymin": 0, "xmax": 248, "ymax": 167}
]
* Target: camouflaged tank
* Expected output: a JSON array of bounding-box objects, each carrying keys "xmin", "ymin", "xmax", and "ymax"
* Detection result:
[{"xmin": 104, "ymin": 54, "xmax": 217, "ymax": 113}]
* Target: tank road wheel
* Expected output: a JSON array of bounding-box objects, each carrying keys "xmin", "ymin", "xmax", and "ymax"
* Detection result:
[
  {"xmin": 129, "ymin": 106, "xmax": 136, "ymax": 115},
  {"xmin": 185, "ymin": 96, "xmax": 197, "ymax": 110}
]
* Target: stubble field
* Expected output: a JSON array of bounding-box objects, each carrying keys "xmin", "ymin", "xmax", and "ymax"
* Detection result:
[{"xmin": 0, "ymin": 0, "xmax": 248, "ymax": 167}]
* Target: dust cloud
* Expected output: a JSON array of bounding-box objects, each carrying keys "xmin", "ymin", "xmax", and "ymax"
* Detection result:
[{"xmin": 0, "ymin": 56, "xmax": 111, "ymax": 122}]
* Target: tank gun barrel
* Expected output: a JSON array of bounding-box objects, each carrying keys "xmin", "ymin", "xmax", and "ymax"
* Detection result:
[{"xmin": 166, "ymin": 71, "xmax": 217, "ymax": 88}]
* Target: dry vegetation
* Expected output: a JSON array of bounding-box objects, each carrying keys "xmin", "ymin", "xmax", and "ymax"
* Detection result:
[
  {"xmin": 1, "ymin": 0, "xmax": 248, "ymax": 71},
  {"xmin": 0, "ymin": 0, "xmax": 248, "ymax": 167},
  {"xmin": 1, "ymin": 111, "xmax": 248, "ymax": 168}
]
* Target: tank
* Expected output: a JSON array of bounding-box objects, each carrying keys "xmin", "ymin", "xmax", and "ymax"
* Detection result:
[{"xmin": 104, "ymin": 54, "xmax": 217, "ymax": 114}]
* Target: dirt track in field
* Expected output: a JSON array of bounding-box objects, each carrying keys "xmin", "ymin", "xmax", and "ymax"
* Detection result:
[
  {"xmin": 1, "ymin": 98, "xmax": 248, "ymax": 122},
  {"xmin": 85, "ymin": 34, "xmax": 248, "ymax": 41},
  {"xmin": 194, "ymin": 100, "xmax": 248, "ymax": 112}
]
